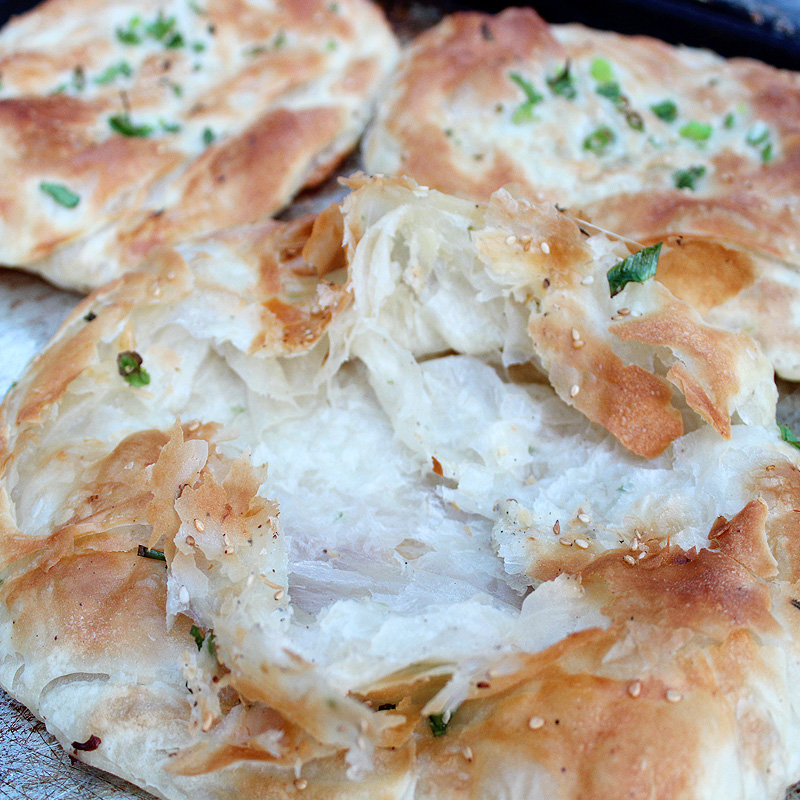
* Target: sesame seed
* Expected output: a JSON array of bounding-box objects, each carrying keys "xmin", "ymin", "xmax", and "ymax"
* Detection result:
[
  {"xmin": 631, "ymin": 539, "xmax": 639, "ymax": 551},
  {"xmin": 574, "ymin": 538, "xmax": 590, "ymax": 549},
  {"xmin": 571, "ymin": 328, "xmax": 581, "ymax": 340},
  {"xmin": 540, "ymin": 241, "xmax": 551, "ymax": 254},
  {"xmin": 462, "ymin": 746, "xmax": 474, "ymax": 762},
  {"xmin": 201, "ymin": 712, "xmax": 214, "ymax": 731},
  {"xmin": 188, "ymin": 420, "xmax": 200, "ymax": 431},
  {"xmin": 185, "ymin": 535, "xmax": 196, "ymax": 547},
  {"xmin": 572, "ymin": 340, "xmax": 585, "ymax": 349},
  {"xmin": 274, "ymin": 589, "xmax": 285, "ymax": 601},
  {"xmin": 623, "ymin": 554, "xmax": 636, "ymax": 566},
  {"xmin": 528, "ymin": 716, "xmax": 545, "ymax": 730},
  {"xmin": 581, "ymin": 275, "xmax": 594, "ymax": 285},
  {"xmin": 519, "ymin": 235, "xmax": 532, "ymax": 245},
  {"xmin": 152, "ymin": 286, "xmax": 162, "ymax": 297},
  {"xmin": 628, "ymin": 680, "xmax": 642, "ymax": 698},
  {"xmin": 666, "ymin": 689, "xmax": 683, "ymax": 703},
  {"xmin": 577, "ymin": 513, "xmax": 590, "ymax": 524},
  {"xmin": 506, "ymin": 234, "xmax": 517, "ymax": 246},
  {"xmin": 570, "ymin": 384, "xmax": 580, "ymax": 397},
  {"xmin": 179, "ymin": 585, "xmax": 190, "ymax": 604},
  {"xmin": 356, "ymin": 736, "xmax": 367, "ymax": 749},
  {"xmin": 618, "ymin": 308, "xmax": 631, "ymax": 316},
  {"xmin": 553, "ymin": 520, "xmax": 561, "ymax": 535},
  {"xmin": 631, "ymin": 310, "xmax": 642, "ymax": 317},
  {"xmin": 194, "ymin": 518, "xmax": 205, "ymax": 532},
  {"xmin": 166, "ymin": 271, "xmax": 176, "ymax": 280},
  {"xmin": 611, "ymin": 314, "xmax": 623, "ymax": 321},
  {"xmin": 559, "ymin": 537, "xmax": 572, "ymax": 546},
  {"xmin": 294, "ymin": 778, "xmax": 308, "ymax": 790},
  {"xmin": 246, "ymin": 572, "xmax": 255, "ymax": 588}
]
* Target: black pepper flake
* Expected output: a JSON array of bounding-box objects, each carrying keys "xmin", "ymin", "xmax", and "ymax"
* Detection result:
[
  {"xmin": 72, "ymin": 734, "xmax": 102, "ymax": 752},
  {"xmin": 83, "ymin": 311, "xmax": 97, "ymax": 322},
  {"xmin": 791, "ymin": 598, "xmax": 800, "ymax": 610},
  {"xmin": 480, "ymin": 21, "xmax": 493, "ymax": 40}
]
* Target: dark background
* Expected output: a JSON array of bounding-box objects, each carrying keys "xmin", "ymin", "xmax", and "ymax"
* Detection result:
[{"xmin": 1, "ymin": 0, "xmax": 800, "ymax": 67}]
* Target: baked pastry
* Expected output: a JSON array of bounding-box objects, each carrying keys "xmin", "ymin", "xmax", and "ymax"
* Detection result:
[
  {"xmin": 362, "ymin": 8, "xmax": 800, "ymax": 379},
  {"xmin": 0, "ymin": 0, "xmax": 398, "ymax": 291},
  {"xmin": 1, "ymin": 176, "xmax": 799, "ymax": 799}
]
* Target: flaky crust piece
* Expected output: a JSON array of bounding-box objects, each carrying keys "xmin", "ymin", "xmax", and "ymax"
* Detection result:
[{"xmin": 363, "ymin": 8, "xmax": 800, "ymax": 378}]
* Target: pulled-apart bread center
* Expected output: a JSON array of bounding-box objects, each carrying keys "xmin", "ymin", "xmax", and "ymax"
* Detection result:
[{"xmin": 1, "ymin": 176, "xmax": 800, "ymax": 799}]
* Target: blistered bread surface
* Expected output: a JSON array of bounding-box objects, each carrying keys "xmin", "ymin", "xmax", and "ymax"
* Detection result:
[
  {"xmin": 0, "ymin": 0, "xmax": 398, "ymax": 291},
  {"xmin": 1, "ymin": 177, "xmax": 799, "ymax": 799}
]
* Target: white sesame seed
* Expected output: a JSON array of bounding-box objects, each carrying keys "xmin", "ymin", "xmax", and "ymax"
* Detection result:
[
  {"xmin": 246, "ymin": 572, "xmax": 255, "ymax": 588},
  {"xmin": 356, "ymin": 736, "xmax": 367, "ymax": 749},
  {"xmin": 506, "ymin": 234, "xmax": 517, "ymax": 246},
  {"xmin": 274, "ymin": 589, "xmax": 285, "ymax": 601},
  {"xmin": 581, "ymin": 275, "xmax": 594, "ymax": 285},
  {"xmin": 628, "ymin": 680, "xmax": 642, "ymax": 698},
  {"xmin": 623, "ymin": 554, "xmax": 636, "ymax": 566},
  {"xmin": 572, "ymin": 340, "xmax": 585, "ymax": 349},
  {"xmin": 631, "ymin": 539, "xmax": 639, "ymax": 551},
  {"xmin": 578, "ymin": 513, "xmax": 591, "ymax": 524},
  {"xmin": 462, "ymin": 746, "xmax": 474, "ymax": 762},
  {"xmin": 638, "ymin": 551, "xmax": 647, "ymax": 560},
  {"xmin": 201, "ymin": 712, "xmax": 214, "ymax": 732},
  {"xmin": 571, "ymin": 328, "xmax": 581, "ymax": 340},
  {"xmin": 194, "ymin": 518, "xmax": 205, "ymax": 532},
  {"xmin": 179, "ymin": 585, "xmax": 190, "ymax": 604},
  {"xmin": 559, "ymin": 538, "xmax": 573, "ymax": 546},
  {"xmin": 570, "ymin": 384, "xmax": 580, "ymax": 398},
  {"xmin": 631, "ymin": 310, "xmax": 642, "ymax": 317},
  {"xmin": 294, "ymin": 778, "xmax": 308, "ymax": 790},
  {"xmin": 528, "ymin": 716, "xmax": 545, "ymax": 730},
  {"xmin": 540, "ymin": 241, "xmax": 551, "ymax": 254},
  {"xmin": 188, "ymin": 420, "xmax": 200, "ymax": 432},
  {"xmin": 553, "ymin": 520, "xmax": 561, "ymax": 535},
  {"xmin": 666, "ymin": 689, "xmax": 683, "ymax": 703},
  {"xmin": 618, "ymin": 307, "xmax": 631, "ymax": 316},
  {"xmin": 166, "ymin": 271, "xmax": 176, "ymax": 280},
  {"xmin": 413, "ymin": 188, "xmax": 429, "ymax": 197},
  {"xmin": 574, "ymin": 538, "xmax": 590, "ymax": 549},
  {"xmin": 152, "ymin": 286, "xmax": 162, "ymax": 297}
]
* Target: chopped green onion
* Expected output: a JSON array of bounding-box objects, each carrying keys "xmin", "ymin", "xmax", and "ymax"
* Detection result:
[
  {"xmin": 510, "ymin": 72, "xmax": 543, "ymax": 105},
  {"xmin": 190, "ymin": 625, "xmax": 205, "ymax": 649},
  {"xmin": 650, "ymin": 100, "xmax": 677, "ymax": 122},
  {"xmin": 94, "ymin": 61, "xmax": 133, "ymax": 85},
  {"xmin": 428, "ymin": 714, "xmax": 449, "ymax": 737},
  {"xmin": 596, "ymin": 81, "xmax": 621, "ymax": 102},
  {"xmin": 723, "ymin": 112, "xmax": 735, "ymax": 129},
  {"xmin": 679, "ymin": 121, "xmax": 712, "ymax": 142},
  {"xmin": 673, "ymin": 165, "xmax": 706, "ymax": 190},
  {"xmin": 780, "ymin": 423, "xmax": 800, "ymax": 450},
  {"xmin": 146, "ymin": 11, "xmax": 176, "ymax": 41},
  {"xmin": 39, "ymin": 182, "xmax": 80, "ymax": 208},
  {"xmin": 589, "ymin": 57, "xmax": 614, "ymax": 83},
  {"xmin": 583, "ymin": 125, "xmax": 615, "ymax": 156},
  {"xmin": 625, "ymin": 110, "xmax": 644, "ymax": 131},
  {"xmin": 607, "ymin": 242, "xmax": 662, "ymax": 297},
  {"xmin": 546, "ymin": 62, "xmax": 576, "ymax": 100},
  {"xmin": 202, "ymin": 127, "xmax": 216, "ymax": 146},
  {"xmin": 137, "ymin": 545, "xmax": 165, "ymax": 561},
  {"xmin": 109, "ymin": 114, "xmax": 153, "ymax": 137},
  {"xmin": 117, "ymin": 351, "xmax": 151, "ymax": 387}
]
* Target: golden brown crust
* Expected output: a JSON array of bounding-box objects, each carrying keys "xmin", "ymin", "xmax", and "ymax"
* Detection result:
[
  {"xmin": 0, "ymin": 0, "xmax": 399, "ymax": 291},
  {"xmin": 364, "ymin": 7, "xmax": 800, "ymax": 379}
]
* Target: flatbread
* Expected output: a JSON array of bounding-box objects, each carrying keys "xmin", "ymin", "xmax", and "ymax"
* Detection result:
[
  {"xmin": 362, "ymin": 8, "xmax": 800, "ymax": 379},
  {"xmin": 1, "ymin": 175, "xmax": 799, "ymax": 798},
  {"xmin": 0, "ymin": 0, "xmax": 398, "ymax": 291}
]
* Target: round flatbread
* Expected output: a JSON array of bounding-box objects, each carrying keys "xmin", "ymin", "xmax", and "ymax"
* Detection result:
[
  {"xmin": 0, "ymin": 0, "xmax": 398, "ymax": 291},
  {"xmin": 362, "ymin": 8, "xmax": 800, "ymax": 379},
  {"xmin": 1, "ymin": 176, "xmax": 799, "ymax": 799}
]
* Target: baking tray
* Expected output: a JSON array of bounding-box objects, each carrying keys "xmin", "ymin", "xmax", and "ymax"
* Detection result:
[{"xmin": 2, "ymin": 1, "xmax": 800, "ymax": 798}]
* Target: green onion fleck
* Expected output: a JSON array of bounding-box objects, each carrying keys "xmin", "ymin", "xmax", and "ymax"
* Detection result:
[
  {"xmin": 650, "ymin": 100, "xmax": 677, "ymax": 122},
  {"xmin": 546, "ymin": 61, "xmax": 576, "ymax": 100},
  {"xmin": 607, "ymin": 242, "xmax": 662, "ymax": 297},
  {"xmin": 589, "ymin": 57, "xmax": 614, "ymax": 83},
  {"xmin": 190, "ymin": 624, "xmax": 205, "ymax": 649},
  {"xmin": 780, "ymin": 423, "xmax": 800, "ymax": 450},
  {"xmin": 202, "ymin": 127, "xmax": 216, "ymax": 146},
  {"xmin": 109, "ymin": 114, "xmax": 153, "ymax": 137},
  {"xmin": 94, "ymin": 61, "xmax": 133, "ymax": 85},
  {"xmin": 679, "ymin": 121, "xmax": 712, "ymax": 142},
  {"xmin": 117, "ymin": 351, "xmax": 151, "ymax": 387},
  {"xmin": 673, "ymin": 165, "xmax": 706, "ymax": 190},
  {"xmin": 39, "ymin": 182, "xmax": 80, "ymax": 208},
  {"xmin": 137, "ymin": 545, "xmax": 165, "ymax": 561},
  {"xmin": 723, "ymin": 112, "xmax": 735, "ymax": 129},
  {"xmin": 428, "ymin": 714, "xmax": 449, "ymax": 737},
  {"xmin": 583, "ymin": 125, "xmax": 615, "ymax": 155}
]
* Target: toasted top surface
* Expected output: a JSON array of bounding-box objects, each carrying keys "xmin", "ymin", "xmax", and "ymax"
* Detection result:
[
  {"xmin": 0, "ymin": 176, "xmax": 798, "ymax": 799},
  {"xmin": 0, "ymin": 0, "xmax": 398, "ymax": 291},
  {"xmin": 363, "ymin": 8, "xmax": 800, "ymax": 378}
]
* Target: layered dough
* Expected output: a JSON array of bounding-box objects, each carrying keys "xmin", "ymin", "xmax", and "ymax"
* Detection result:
[
  {"xmin": 0, "ymin": 0, "xmax": 398, "ymax": 291},
  {"xmin": 1, "ymin": 177, "xmax": 799, "ymax": 799},
  {"xmin": 363, "ymin": 8, "xmax": 800, "ymax": 378}
]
